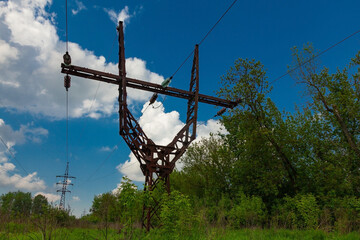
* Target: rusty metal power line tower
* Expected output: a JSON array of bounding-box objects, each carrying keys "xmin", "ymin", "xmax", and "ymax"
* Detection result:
[
  {"xmin": 61, "ymin": 21, "xmax": 237, "ymax": 230},
  {"xmin": 56, "ymin": 161, "xmax": 76, "ymax": 210}
]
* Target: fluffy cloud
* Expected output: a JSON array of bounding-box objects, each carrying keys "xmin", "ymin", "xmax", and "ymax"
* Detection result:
[
  {"xmin": 35, "ymin": 192, "xmax": 60, "ymax": 203},
  {"xmin": 71, "ymin": 0, "xmax": 86, "ymax": 15},
  {"xmin": 0, "ymin": 119, "xmax": 48, "ymax": 146},
  {"xmin": 104, "ymin": 6, "xmax": 130, "ymax": 27},
  {"xmin": 0, "ymin": 1, "xmax": 164, "ymax": 119},
  {"xmin": 0, "ymin": 39, "xmax": 18, "ymax": 64},
  {"xmin": 72, "ymin": 196, "xmax": 80, "ymax": 201},
  {"xmin": 0, "ymin": 118, "xmax": 48, "ymax": 191},
  {"xmin": 116, "ymin": 102, "xmax": 228, "ymax": 182},
  {"xmin": 0, "ymin": 163, "xmax": 46, "ymax": 191}
]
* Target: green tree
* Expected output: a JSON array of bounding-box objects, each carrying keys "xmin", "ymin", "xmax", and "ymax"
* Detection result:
[
  {"xmin": 32, "ymin": 194, "xmax": 49, "ymax": 215},
  {"xmin": 91, "ymin": 192, "xmax": 117, "ymax": 240},
  {"xmin": 13, "ymin": 191, "xmax": 32, "ymax": 218},
  {"xmin": 176, "ymin": 136, "xmax": 233, "ymax": 206},
  {"xmin": 114, "ymin": 176, "xmax": 142, "ymax": 238},
  {"xmin": 0, "ymin": 191, "xmax": 16, "ymax": 216},
  {"xmin": 217, "ymin": 58, "xmax": 298, "ymax": 200},
  {"xmin": 290, "ymin": 44, "xmax": 360, "ymax": 196},
  {"xmin": 0, "ymin": 191, "xmax": 32, "ymax": 219}
]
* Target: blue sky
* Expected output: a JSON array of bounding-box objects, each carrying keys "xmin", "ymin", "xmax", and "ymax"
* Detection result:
[{"xmin": 0, "ymin": 0, "xmax": 359, "ymax": 217}]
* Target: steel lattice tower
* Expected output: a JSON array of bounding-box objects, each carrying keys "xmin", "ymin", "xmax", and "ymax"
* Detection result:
[
  {"xmin": 56, "ymin": 161, "xmax": 76, "ymax": 210},
  {"xmin": 61, "ymin": 21, "xmax": 238, "ymax": 230}
]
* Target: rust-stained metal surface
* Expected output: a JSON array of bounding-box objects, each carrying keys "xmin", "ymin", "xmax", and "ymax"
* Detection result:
[
  {"xmin": 61, "ymin": 64, "xmax": 238, "ymax": 108},
  {"xmin": 61, "ymin": 21, "xmax": 239, "ymax": 231}
]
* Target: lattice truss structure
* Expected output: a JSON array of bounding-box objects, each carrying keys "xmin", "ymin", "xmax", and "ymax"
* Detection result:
[
  {"xmin": 61, "ymin": 21, "xmax": 237, "ymax": 230},
  {"xmin": 56, "ymin": 161, "xmax": 75, "ymax": 210}
]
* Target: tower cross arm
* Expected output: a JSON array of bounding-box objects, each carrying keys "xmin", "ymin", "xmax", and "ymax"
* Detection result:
[
  {"xmin": 61, "ymin": 64, "xmax": 238, "ymax": 108},
  {"xmin": 56, "ymin": 175, "xmax": 76, "ymax": 178}
]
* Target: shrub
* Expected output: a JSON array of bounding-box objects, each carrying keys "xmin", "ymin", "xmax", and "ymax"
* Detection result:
[
  {"xmin": 271, "ymin": 194, "xmax": 320, "ymax": 229},
  {"xmin": 228, "ymin": 192, "xmax": 267, "ymax": 228},
  {"xmin": 270, "ymin": 196, "xmax": 297, "ymax": 229},
  {"xmin": 334, "ymin": 196, "xmax": 360, "ymax": 233},
  {"xmin": 295, "ymin": 194, "xmax": 320, "ymax": 229},
  {"xmin": 159, "ymin": 190, "xmax": 194, "ymax": 238}
]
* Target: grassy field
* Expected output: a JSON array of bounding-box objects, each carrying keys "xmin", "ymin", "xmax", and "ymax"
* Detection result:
[{"xmin": 1, "ymin": 228, "xmax": 360, "ymax": 240}]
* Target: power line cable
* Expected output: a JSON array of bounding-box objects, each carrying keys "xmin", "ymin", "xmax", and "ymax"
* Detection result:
[
  {"xmin": 86, "ymin": 33, "xmax": 118, "ymax": 116},
  {"xmin": 0, "ymin": 136, "xmax": 49, "ymax": 191},
  {"xmin": 65, "ymin": 0, "xmax": 69, "ymax": 52},
  {"xmin": 171, "ymin": 0, "xmax": 238, "ymax": 79},
  {"xmin": 0, "ymin": 136, "xmax": 29, "ymax": 175},
  {"xmin": 69, "ymin": 33, "xmax": 119, "ymax": 183},
  {"xmin": 85, "ymin": 140, "xmax": 121, "ymax": 182},
  {"xmin": 270, "ymin": 28, "xmax": 360, "ymax": 85},
  {"xmin": 211, "ymin": 28, "xmax": 360, "ymax": 118},
  {"xmin": 0, "ymin": 167, "xmax": 45, "ymax": 188},
  {"xmin": 145, "ymin": 0, "xmax": 238, "ymax": 113},
  {"xmin": 89, "ymin": 161, "xmax": 138, "ymax": 183},
  {"xmin": 71, "ymin": 33, "xmax": 118, "ymax": 145},
  {"xmin": 66, "ymin": 91, "xmax": 69, "ymax": 164}
]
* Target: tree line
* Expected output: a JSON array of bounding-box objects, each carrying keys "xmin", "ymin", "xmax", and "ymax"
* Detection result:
[
  {"xmin": 0, "ymin": 191, "xmax": 74, "ymax": 239},
  {"xmin": 1, "ymin": 45, "xmax": 360, "ymax": 238}
]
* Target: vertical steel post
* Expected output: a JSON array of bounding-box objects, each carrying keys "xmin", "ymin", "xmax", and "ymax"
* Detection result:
[
  {"xmin": 192, "ymin": 45, "xmax": 199, "ymax": 140},
  {"xmin": 186, "ymin": 45, "xmax": 199, "ymax": 141},
  {"xmin": 118, "ymin": 21, "xmax": 127, "ymax": 135}
]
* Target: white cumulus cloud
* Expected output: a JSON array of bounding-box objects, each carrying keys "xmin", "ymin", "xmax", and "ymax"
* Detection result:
[
  {"xmin": 116, "ymin": 102, "xmax": 228, "ymax": 182},
  {"xmin": 0, "ymin": 166, "xmax": 46, "ymax": 191},
  {"xmin": 0, "ymin": 118, "xmax": 48, "ymax": 191},
  {"xmin": 0, "ymin": 1, "xmax": 164, "ymax": 119},
  {"xmin": 0, "ymin": 118, "xmax": 48, "ymax": 146},
  {"xmin": 35, "ymin": 192, "xmax": 61, "ymax": 203},
  {"xmin": 0, "ymin": 39, "xmax": 18, "ymax": 64}
]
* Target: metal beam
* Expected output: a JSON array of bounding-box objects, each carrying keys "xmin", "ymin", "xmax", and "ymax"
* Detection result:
[{"xmin": 61, "ymin": 64, "xmax": 237, "ymax": 108}]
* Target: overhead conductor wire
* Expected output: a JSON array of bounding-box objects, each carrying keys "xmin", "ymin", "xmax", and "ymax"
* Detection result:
[
  {"xmin": 174, "ymin": 0, "xmax": 238, "ymax": 78},
  {"xmin": 65, "ymin": 0, "xmax": 69, "ymax": 165},
  {"xmin": 270, "ymin": 29, "xmax": 360, "ymax": 85},
  {"xmin": 149, "ymin": 0, "xmax": 239, "ymax": 110},
  {"xmin": 65, "ymin": 0, "xmax": 69, "ymax": 52},
  {"xmin": 0, "ymin": 136, "xmax": 29, "ymax": 175}
]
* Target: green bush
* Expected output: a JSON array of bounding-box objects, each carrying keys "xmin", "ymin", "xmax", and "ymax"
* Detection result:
[
  {"xmin": 295, "ymin": 194, "xmax": 320, "ymax": 229},
  {"xmin": 159, "ymin": 190, "xmax": 194, "ymax": 238},
  {"xmin": 270, "ymin": 196, "xmax": 297, "ymax": 229},
  {"xmin": 4, "ymin": 222, "xmax": 27, "ymax": 234},
  {"xmin": 271, "ymin": 194, "xmax": 320, "ymax": 230},
  {"xmin": 228, "ymin": 192, "xmax": 267, "ymax": 228},
  {"xmin": 334, "ymin": 196, "xmax": 360, "ymax": 233}
]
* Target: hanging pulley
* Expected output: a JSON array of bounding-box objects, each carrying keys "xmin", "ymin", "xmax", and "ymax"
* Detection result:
[{"xmin": 63, "ymin": 51, "xmax": 71, "ymax": 66}]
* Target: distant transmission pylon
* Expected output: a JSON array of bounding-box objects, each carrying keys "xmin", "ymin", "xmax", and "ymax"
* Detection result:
[{"xmin": 56, "ymin": 161, "xmax": 75, "ymax": 210}]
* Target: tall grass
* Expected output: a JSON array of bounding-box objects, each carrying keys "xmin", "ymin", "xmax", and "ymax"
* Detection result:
[{"xmin": 1, "ymin": 228, "xmax": 359, "ymax": 240}]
